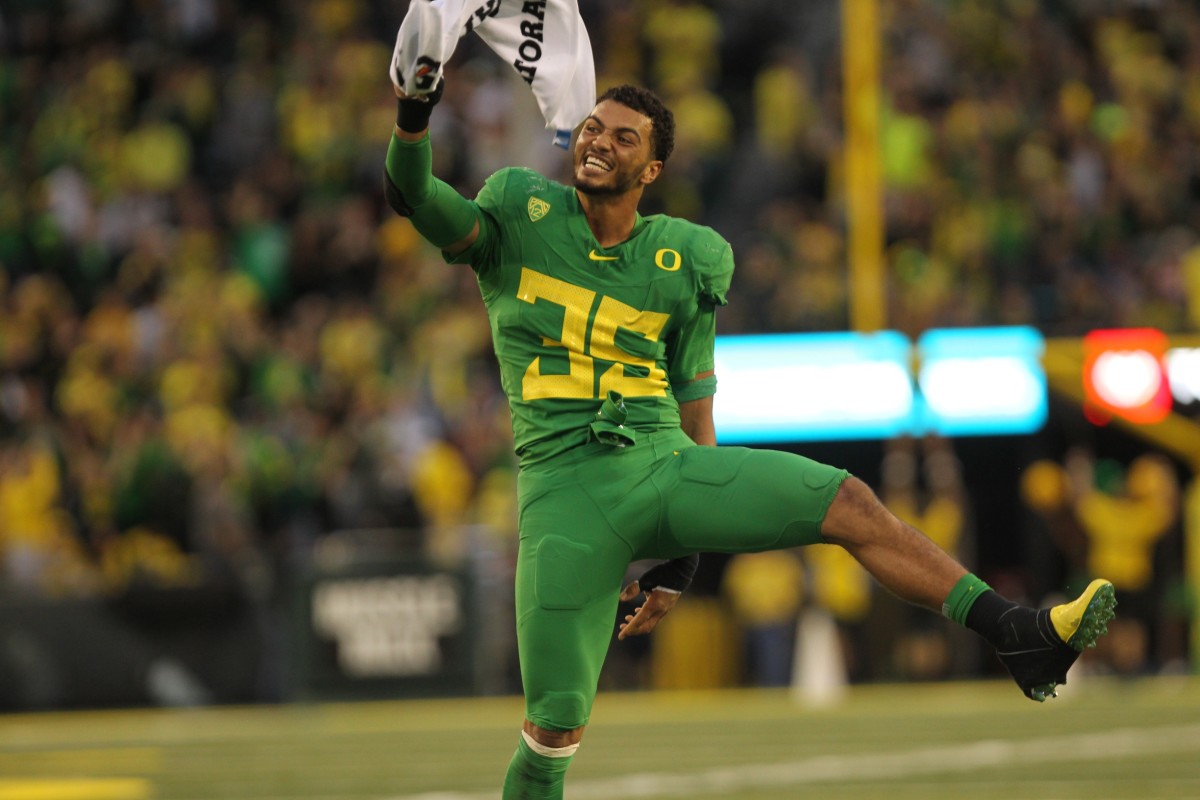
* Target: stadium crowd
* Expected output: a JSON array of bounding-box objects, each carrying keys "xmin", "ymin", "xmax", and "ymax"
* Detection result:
[{"xmin": 0, "ymin": 0, "xmax": 1196, "ymax": 698}]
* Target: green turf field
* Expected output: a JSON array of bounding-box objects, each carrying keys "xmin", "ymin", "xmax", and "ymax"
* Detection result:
[{"xmin": 1, "ymin": 676, "xmax": 1198, "ymax": 799}]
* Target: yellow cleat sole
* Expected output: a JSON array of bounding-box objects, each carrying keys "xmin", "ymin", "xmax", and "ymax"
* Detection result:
[{"xmin": 1049, "ymin": 578, "xmax": 1116, "ymax": 652}]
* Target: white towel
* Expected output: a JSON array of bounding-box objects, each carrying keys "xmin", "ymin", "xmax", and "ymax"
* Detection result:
[{"xmin": 391, "ymin": 0, "xmax": 596, "ymax": 148}]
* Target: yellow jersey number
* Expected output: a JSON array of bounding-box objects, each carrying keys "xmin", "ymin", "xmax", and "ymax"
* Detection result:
[{"xmin": 517, "ymin": 267, "xmax": 669, "ymax": 401}]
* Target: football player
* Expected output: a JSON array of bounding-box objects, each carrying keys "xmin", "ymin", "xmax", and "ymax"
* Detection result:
[{"xmin": 383, "ymin": 79, "xmax": 1116, "ymax": 800}]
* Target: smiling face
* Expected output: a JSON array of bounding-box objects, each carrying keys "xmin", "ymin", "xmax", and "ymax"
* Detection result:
[{"xmin": 573, "ymin": 99, "xmax": 662, "ymax": 197}]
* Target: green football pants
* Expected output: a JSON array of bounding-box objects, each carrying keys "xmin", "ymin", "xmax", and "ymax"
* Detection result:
[{"xmin": 514, "ymin": 427, "xmax": 848, "ymax": 731}]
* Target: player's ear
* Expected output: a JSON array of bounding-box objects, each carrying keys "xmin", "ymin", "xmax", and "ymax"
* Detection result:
[{"xmin": 639, "ymin": 160, "xmax": 663, "ymax": 186}]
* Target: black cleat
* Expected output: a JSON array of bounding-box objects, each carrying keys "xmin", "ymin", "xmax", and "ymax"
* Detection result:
[{"xmin": 995, "ymin": 579, "xmax": 1116, "ymax": 702}]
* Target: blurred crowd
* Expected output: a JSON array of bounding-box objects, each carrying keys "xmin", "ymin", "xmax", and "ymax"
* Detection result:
[{"xmin": 0, "ymin": 0, "xmax": 1196, "ymax": 692}]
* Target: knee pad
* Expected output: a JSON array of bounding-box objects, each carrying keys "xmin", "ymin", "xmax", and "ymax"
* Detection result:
[{"xmin": 527, "ymin": 689, "xmax": 589, "ymax": 731}]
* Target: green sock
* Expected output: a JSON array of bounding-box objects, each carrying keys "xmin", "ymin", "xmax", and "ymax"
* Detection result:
[
  {"xmin": 501, "ymin": 736, "xmax": 574, "ymax": 800},
  {"xmin": 942, "ymin": 573, "xmax": 991, "ymax": 625}
]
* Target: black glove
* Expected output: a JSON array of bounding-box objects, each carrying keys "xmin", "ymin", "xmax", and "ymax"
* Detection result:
[
  {"xmin": 395, "ymin": 76, "xmax": 444, "ymax": 134},
  {"xmin": 637, "ymin": 554, "xmax": 700, "ymax": 594}
]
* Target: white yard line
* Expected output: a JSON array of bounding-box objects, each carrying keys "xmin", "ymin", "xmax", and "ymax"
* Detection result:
[{"xmin": 391, "ymin": 722, "xmax": 1200, "ymax": 800}]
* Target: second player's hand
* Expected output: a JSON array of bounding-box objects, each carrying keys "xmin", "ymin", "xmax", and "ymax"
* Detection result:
[{"xmin": 617, "ymin": 581, "xmax": 680, "ymax": 640}]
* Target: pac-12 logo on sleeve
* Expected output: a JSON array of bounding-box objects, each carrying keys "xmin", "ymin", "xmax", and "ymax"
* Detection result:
[{"xmin": 527, "ymin": 196, "xmax": 550, "ymax": 222}]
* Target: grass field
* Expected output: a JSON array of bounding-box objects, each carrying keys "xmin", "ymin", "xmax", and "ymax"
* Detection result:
[{"xmin": 1, "ymin": 676, "xmax": 1199, "ymax": 799}]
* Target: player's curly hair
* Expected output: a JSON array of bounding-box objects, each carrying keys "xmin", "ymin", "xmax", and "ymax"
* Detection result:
[{"xmin": 597, "ymin": 85, "xmax": 676, "ymax": 164}]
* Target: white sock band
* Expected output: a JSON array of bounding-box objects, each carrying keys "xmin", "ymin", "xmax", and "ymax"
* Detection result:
[{"xmin": 522, "ymin": 730, "xmax": 580, "ymax": 759}]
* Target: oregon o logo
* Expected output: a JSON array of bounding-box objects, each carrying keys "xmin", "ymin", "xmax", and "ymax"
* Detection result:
[{"xmin": 655, "ymin": 248, "xmax": 682, "ymax": 271}]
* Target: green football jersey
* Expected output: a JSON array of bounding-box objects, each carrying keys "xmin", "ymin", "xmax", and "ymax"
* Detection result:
[{"xmin": 448, "ymin": 167, "xmax": 734, "ymax": 465}]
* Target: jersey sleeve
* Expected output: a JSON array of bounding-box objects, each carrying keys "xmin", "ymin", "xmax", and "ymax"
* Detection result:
[
  {"xmin": 697, "ymin": 238, "xmax": 734, "ymax": 308},
  {"xmin": 667, "ymin": 237, "xmax": 734, "ymax": 393},
  {"xmin": 445, "ymin": 169, "xmax": 511, "ymax": 294}
]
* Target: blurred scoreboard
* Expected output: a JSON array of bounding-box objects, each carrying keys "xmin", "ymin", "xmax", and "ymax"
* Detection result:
[
  {"xmin": 1082, "ymin": 328, "xmax": 1200, "ymax": 425},
  {"xmin": 713, "ymin": 326, "xmax": 1200, "ymax": 445},
  {"xmin": 713, "ymin": 327, "xmax": 1047, "ymax": 443}
]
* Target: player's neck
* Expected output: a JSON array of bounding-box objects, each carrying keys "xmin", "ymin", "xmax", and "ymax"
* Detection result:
[{"xmin": 577, "ymin": 189, "xmax": 641, "ymax": 248}]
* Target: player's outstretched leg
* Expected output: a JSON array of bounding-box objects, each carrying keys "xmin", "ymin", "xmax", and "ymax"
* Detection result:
[
  {"xmin": 817, "ymin": 477, "xmax": 1115, "ymax": 702},
  {"xmin": 992, "ymin": 579, "xmax": 1117, "ymax": 701}
]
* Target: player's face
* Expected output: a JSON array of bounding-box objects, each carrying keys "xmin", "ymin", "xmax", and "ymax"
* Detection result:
[{"xmin": 573, "ymin": 100, "xmax": 661, "ymax": 196}]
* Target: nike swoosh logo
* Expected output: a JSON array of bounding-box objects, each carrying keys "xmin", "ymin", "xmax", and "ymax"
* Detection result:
[{"xmin": 588, "ymin": 250, "xmax": 618, "ymax": 262}]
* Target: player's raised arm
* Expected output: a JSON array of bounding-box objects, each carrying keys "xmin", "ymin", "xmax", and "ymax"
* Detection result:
[{"xmin": 383, "ymin": 79, "xmax": 480, "ymax": 256}]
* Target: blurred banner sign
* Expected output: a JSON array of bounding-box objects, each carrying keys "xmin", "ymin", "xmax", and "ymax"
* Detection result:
[
  {"xmin": 294, "ymin": 560, "xmax": 476, "ymax": 699},
  {"xmin": 312, "ymin": 572, "xmax": 463, "ymax": 677}
]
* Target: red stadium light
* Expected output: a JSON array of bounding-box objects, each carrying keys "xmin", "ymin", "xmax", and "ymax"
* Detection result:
[{"xmin": 1082, "ymin": 328, "xmax": 1171, "ymax": 425}]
